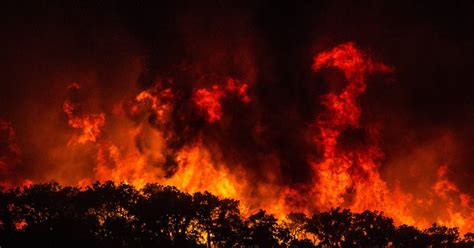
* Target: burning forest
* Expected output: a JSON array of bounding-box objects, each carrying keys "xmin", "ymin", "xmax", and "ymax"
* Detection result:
[{"xmin": 1, "ymin": 1, "xmax": 473, "ymax": 247}]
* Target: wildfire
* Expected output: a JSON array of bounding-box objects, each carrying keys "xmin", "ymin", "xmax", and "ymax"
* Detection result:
[
  {"xmin": 63, "ymin": 83, "xmax": 105, "ymax": 145},
  {"xmin": 308, "ymin": 42, "xmax": 473, "ymax": 233},
  {"xmin": 193, "ymin": 78, "xmax": 251, "ymax": 123},
  {"xmin": 1, "ymin": 42, "xmax": 473, "ymax": 234},
  {"xmin": 310, "ymin": 42, "xmax": 393, "ymax": 210}
]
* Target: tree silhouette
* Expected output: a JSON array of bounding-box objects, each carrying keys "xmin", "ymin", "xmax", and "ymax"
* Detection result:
[
  {"xmin": 393, "ymin": 224, "xmax": 429, "ymax": 247},
  {"xmin": 307, "ymin": 208, "xmax": 353, "ymax": 247},
  {"xmin": 132, "ymin": 184, "xmax": 198, "ymax": 247},
  {"xmin": 193, "ymin": 192, "xmax": 243, "ymax": 247},
  {"xmin": 460, "ymin": 232, "xmax": 474, "ymax": 248},
  {"xmin": 285, "ymin": 213, "xmax": 308, "ymax": 241},
  {"xmin": 243, "ymin": 210, "xmax": 289, "ymax": 248},
  {"xmin": 0, "ymin": 181, "xmax": 472, "ymax": 248},
  {"xmin": 423, "ymin": 223, "xmax": 460, "ymax": 248},
  {"xmin": 345, "ymin": 210, "xmax": 395, "ymax": 247}
]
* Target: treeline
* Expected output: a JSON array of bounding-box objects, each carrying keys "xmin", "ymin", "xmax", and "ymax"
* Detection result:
[{"xmin": 0, "ymin": 182, "xmax": 472, "ymax": 248}]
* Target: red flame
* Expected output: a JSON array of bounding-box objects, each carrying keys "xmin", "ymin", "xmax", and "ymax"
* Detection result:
[
  {"xmin": 1, "ymin": 42, "xmax": 473, "ymax": 234},
  {"xmin": 193, "ymin": 78, "xmax": 250, "ymax": 123},
  {"xmin": 63, "ymin": 83, "xmax": 105, "ymax": 145}
]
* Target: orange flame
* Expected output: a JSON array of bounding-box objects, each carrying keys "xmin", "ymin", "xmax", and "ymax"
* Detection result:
[
  {"xmin": 1, "ymin": 42, "xmax": 472, "ymax": 234},
  {"xmin": 63, "ymin": 83, "xmax": 105, "ymax": 145},
  {"xmin": 309, "ymin": 42, "xmax": 473, "ymax": 233}
]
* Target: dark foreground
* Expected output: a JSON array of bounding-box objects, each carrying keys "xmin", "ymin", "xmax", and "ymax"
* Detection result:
[{"xmin": 0, "ymin": 181, "xmax": 472, "ymax": 247}]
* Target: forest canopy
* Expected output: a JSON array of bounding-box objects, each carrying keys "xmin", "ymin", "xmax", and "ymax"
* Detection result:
[{"xmin": 0, "ymin": 181, "xmax": 473, "ymax": 248}]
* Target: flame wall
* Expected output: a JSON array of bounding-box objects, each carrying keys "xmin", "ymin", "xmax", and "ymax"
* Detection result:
[{"xmin": 1, "ymin": 1, "xmax": 473, "ymax": 233}]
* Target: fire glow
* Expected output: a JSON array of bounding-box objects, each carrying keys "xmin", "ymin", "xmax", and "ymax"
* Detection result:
[{"xmin": 1, "ymin": 42, "xmax": 473, "ymax": 234}]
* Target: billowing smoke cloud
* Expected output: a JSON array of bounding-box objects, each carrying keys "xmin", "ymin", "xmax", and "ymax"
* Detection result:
[{"xmin": 0, "ymin": 1, "xmax": 472, "ymax": 232}]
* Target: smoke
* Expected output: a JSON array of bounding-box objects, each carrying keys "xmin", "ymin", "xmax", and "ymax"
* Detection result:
[{"xmin": 0, "ymin": 0, "xmax": 472, "ymax": 232}]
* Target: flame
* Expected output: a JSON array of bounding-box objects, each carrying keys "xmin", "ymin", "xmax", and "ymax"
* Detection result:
[
  {"xmin": 1, "ymin": 42, "xmax": 472, "ymax": 234},
  {"xmin": 433, "ymin": 164, "xmax": 474, "ymax": 231},
  {"xmin": 308, "ymin": 42, "xmax": 473, "ymax": 233},
  {"xmin": 63, "ymin": 83, "xmax": 105, "ymax": 145},
  {"xmin": 169, "ymin": 143, "xmax": 240, "ymax": 198},
  {"xmin": 193, "ymin": 78, "xmax": 250, "ymax": 123},
  {"xmin": 310, "ymin": 42, "xmax": 393, "ymax": 209},
  {"xmin": 63, "ymin": 79, "xmax": 247, "ymax": 200}
]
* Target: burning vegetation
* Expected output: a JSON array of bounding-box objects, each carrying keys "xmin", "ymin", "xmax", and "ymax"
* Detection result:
[
  {"xmin": 0, "ymin": 1, "xmax": 473, "ymax": 246},
  {"xmin": 1, "ymin": 181, "xmax": 474, "ymax": 247}
]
